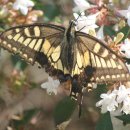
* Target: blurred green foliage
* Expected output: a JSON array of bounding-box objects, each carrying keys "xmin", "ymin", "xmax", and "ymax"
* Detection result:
[
  {"xmin": 104, "ymin": 25, "xmax": 116, "ymax": 38},
  {"xmin": 118, "ymin": 26, "xmax": 130, "ymax": 41},
  {"xmin": 96, "ymin": 112, "xmax": 113, "ymax": 130},
  {"xmin": 116, "ymin": 114, "xmax": 130, "ymax": 125},
  {"xmin": 11, "ymin": 55, "xmax": 27, "ymax": 71},
  {"xmin": 13, "ymin": 109, "xmax": 39, "ymax": 130},
  {"xmin": 53, "ymin": 97, "xmax": 77, "ymax": 125}
]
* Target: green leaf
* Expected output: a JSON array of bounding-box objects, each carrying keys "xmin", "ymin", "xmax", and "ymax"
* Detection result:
[
  {"xmin": 118, "ymin": 26, "xmax": 130, "ymax": 41},
  {"xmin": 96, "ymin": 112, "xmax": 113, "ymax": 130},
  {"xmin": 0, "ymin": 27, "xmax": 4, "ymax": 32},
  {"xmin": 33, "ymin": 1, "xmax": 60, "ymax": 21},
  {"xmin": 13, "ymin": 109, "xmax": 38, "ymax": 128},
  {"xmin": 53, "ymin": 97, "xmax": 77, "ymax": 125},
  {"xmin": 32, "ymin": 0, "xmax": 44, "ymax": 10},
  {"xmin": 104, "ymin": 26, "xmax": 116, "ymax": 37},
  {"xmin": 43, "ymin": 4, "xmax": 60, "ymax": 21},
  {"xmin": 125, "ymin": 58, "xmax": 130, "ymax": 64},
  {"xmin": 93, "ymin": 84, "xmax": 108, "ymax": 101},
  {"xmin": 11, "ymin": 55, "xmax": 27, "ymax": 70},
  {"xmin": 116, "ymin": 114, "xmax": 130, "ymax": 125}
]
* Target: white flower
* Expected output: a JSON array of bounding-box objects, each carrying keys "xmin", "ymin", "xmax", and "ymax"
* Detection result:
[
  {"xmin": 116, "ymin": 85, "xmax": 130, "ymax": 114},
  {"xmin": 96, "ymin": 85, "xmax": 130, "ymax": 114},
  {"xmin": 120, "ymin": 38, "xmax": 130, "ymax": 58},
  {"xmin": 96, "ymin": 90, "xmax": 118, "ymax": 113},
  {"xmin": 41, "ymin": 76, "xmax": 60, "ymax": 95},
  {"xmin": 13, "ymin": 0, "xmax": 34, "ymax": 15},
  {"xmin": 118, "ymin": 6, "xmax": 130, "ymax": 26},
  {"xmin": 73, "ymin": 0, "xmax": 96, "ymax": 12},
  {"xmin": 116, "ymin": 85, "xmax": 130, "ymax": 103},
  {"xmin": 126, "ymin": 63, "xmax": 130, "ymax": 73},
  {"xmin": 73, "ymin": 12, "xmax": 98, "ymax": 33},
  {"xmin": 121, "ymin": 96, "xmax": 130, "ymax": 114},
  {"xmin": 96, "ymin": 25, "xmax": 104, "ymax": 40}
]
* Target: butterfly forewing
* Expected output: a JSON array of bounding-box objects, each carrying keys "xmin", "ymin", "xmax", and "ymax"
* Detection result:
[{"xmin": 0, "ymin": 24, "xmax": 65, "ymax": 66}]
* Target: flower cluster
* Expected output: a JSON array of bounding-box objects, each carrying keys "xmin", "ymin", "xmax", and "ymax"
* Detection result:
[
  {"xmin": 0, "ymin": 0, "xmax": 43, "ymax": 26},
  {"xmin": 73, "ymin": 0, "xmax": 130, "ymax": 62},
  {"xmin": 13, "ymin": 0, "xmax": 34, "ymax": 15},
  {"xmin": 96, "ymin": 85, "xmax": 130, "ymax": 114}
]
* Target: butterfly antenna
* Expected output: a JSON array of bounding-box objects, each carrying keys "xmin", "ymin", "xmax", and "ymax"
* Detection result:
[
  {"xmin": 78, "ymin": 26, "xmax": 86, "ymax": 32},
  {"xmin": 75, "ymin": 11, "xmax": 83, "ymax": 22}
]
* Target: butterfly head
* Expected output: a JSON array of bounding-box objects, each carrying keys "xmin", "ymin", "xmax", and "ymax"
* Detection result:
[
  {"xmin": 66, "ymin": 20, "xmax": 78, "ymax": 42},
  {"xmin": 70, "ymin": 12, "xmax": 83, "ymax": 28},
  {"xmin": 70, "ymin": 20, "xmax": 78, "ymax": 27}
]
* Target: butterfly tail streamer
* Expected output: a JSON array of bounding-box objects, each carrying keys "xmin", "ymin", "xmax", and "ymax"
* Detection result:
[
  {"xmin": 0, "ymin": 32, "xmax": 3, "ymax": 57},
  {"xmin": 70, "ymin": 79, "xmax": 83, "ymax": 117},
  {"xmin": 77, "ymin": 93, "xmax": 83, "ymax": 118}
]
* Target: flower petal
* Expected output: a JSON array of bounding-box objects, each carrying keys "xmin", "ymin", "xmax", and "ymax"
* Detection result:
[
  {"xmin": 20, "ymin": 6, "xmax": 28, "ymax": 15},
  {"xmin": 41, "ymin": 76, "xmax": 60, "ymax": 95},
  {"xmin": 97, "ymin": 25, "xmax": 104, "ymax": 39}
]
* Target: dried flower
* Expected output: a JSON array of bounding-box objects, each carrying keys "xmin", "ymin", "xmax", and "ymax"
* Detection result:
[{"xmin": 7, "ymin": 9, "xmax": 43, "ymax": 25}]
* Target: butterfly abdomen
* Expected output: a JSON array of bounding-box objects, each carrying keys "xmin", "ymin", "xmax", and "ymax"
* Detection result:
[{"xmin": 60, "ymin": 38, "xmax": 75, "ymax": 73}]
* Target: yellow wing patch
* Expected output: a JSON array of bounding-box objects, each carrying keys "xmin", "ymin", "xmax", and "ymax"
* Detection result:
[
  {"xmin": 84, "ymin": 51, "xmax": 90, "ymax": 67},
  {"xmin": 42, "ymin": 39, "xmax": 51, "ymax": 54},
  {"xmin": 51, "ymin": 45, "xmax": 61, "ymax": 62},
  {"xmin": 77, "ymin": 51, "xmax": 83, "ymax": 68},
  {"xmin": 29, "ymin": 39, "xmax": 37, "ymax": 49},
  {"xmin": 34, "ymin": 26, "xmax": 41, "ymax": 37},
  {"xmin": 13, "ymin": 33, "xmax": 21, "ymax": 41},
  {"xmin": 35, "ymin": 39, "xmax": 43, "ymax": 51},
  {"xmin": 93, "ymin": 42, "xmax": 101, "ymax": 53},
  {"xmin": 24, "ymin": 28, "xmax": 31, "ymax": 37},
  {"xmin": 23, "ymin": 38, "xmax": 31, "ymax": 46}
]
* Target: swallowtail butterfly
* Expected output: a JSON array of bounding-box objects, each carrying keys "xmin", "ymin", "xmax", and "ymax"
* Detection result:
[{"xmin": 0, "ymin": 20, "xmax": 130, "ymax": 115}]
